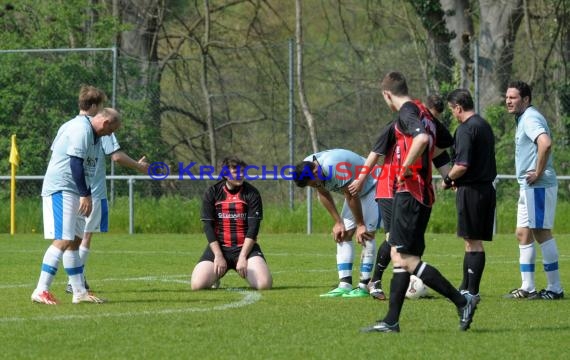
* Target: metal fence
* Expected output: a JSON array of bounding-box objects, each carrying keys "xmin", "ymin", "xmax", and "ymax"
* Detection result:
[{"xmin": 3, "ymin": 174, "xmax": 570, "ymax": 235}]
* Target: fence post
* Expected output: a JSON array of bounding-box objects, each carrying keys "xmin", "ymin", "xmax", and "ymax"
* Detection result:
[
  {"xmin": 306, "ymin": 186, "xmax": 312, "ymax": 234},
  {"xmin": 129, "ymin": 177, "xmax": 135, "ymax": 234},
  {"xmin": 289, "ymin": 38, "xmax": 295, "ymax": 210}
]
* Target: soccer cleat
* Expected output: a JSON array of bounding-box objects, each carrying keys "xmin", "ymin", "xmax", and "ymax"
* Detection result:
[
  {"xmin": 528, "ymin": 289, "xmax": 564, "ymax": 300},
  {"xmin": 341, "ymin": 287, "xmax": 369, "ymax": 298},
  {"xmin": 66, "ymin": 278, "xmax": 90, "ymax": 294},
  {"xmin": 72, "ymin": 292, "xmax": 105, "ymax": 304},
  {"xmin": 319, "ymin": 287, "xmax": 351, "ymax": 298},
  {"xmin": 31, "ymin": 290, "xmax": 59, "ymax": 305},
  {"xmin": 368, "ymin": 280, "xmax": 386, "ymax": 300},
  {"xmin": 504, "ymin": 288, "xmax": 537, "ymax": 299},
  {"xmin": 360, "ymin": 321, "xmax": 400, "ymax": 333},
  {"xmin": 211, "ymin": 279, "xmax": 221, "ymax": 289},
  {"xmin": 457, "ymin": 293, "xmax": 478, "ymax": 331}
]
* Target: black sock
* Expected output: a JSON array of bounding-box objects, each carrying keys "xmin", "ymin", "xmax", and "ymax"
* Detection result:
[
  {"xmin": 458, "ymin": 252, "xmax": 469, "ymax": 291},
  {"xmin": 467, "ymin": 251, "xmax": 485, "ymax": 295},
  {"xmin": 383, "ymin": 268, "xmax": 410, "ymax": 325},
  {"xmin": 414, "ymin": 262, "xmax": 466, "ymax": 307},
  {"xmin": 340, "ymin": 276, "xmax": 352, "ymax": 287},
  {"xmin": 371, "ymin": 240, "xmax": 391, "ymax": 282}
]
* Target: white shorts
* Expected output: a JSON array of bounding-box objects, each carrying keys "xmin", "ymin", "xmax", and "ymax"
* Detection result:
[
  {"xmin": 341, "ymin": 190, "xmax": 380, "ymax": 232},
  {"xmin": 83, "ymin": 198, "xmax": 109, "ymax": 233},
  {"xmin": 42, "ymin": 191, "xmax": 85, "ymax": 240},
  {"xmin": 517, "ymin": 186, "xmax": 557, "ymax": 229}
]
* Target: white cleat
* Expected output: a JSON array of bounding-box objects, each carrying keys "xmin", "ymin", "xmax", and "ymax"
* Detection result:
[{"xmin": 72, "ymin": 292, "xmax": 105, "ymax": 304}]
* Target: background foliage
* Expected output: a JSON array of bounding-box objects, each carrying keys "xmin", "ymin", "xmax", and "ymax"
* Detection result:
[{"xmin": 2, "ymin": 0, "xmax": 570, "ymax": 231}]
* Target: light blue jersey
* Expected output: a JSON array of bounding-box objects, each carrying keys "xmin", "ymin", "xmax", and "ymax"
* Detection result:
[
  {"xmin": 304, "ymin": 149, "xmax": 378, "ymax": 195},
  {"xmin": 515, "ymin": 106, "xmax": 557, "ymax": 189},
  {"xmin": 91, "ymin": 134, "xmax": 121, "ymax": 199},
  {"xmin": 41, "ymin": 115, "xmax": 99, "ymax": 196}
]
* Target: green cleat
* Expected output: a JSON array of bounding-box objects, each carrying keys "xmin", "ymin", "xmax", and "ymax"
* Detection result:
[
  {"xmin": 342, "ymin": 287, "xmax": 370, "ymax": 298},
  {"xmin": 320, "ymin": 287, "xmax": 351, "ymax": 298}
]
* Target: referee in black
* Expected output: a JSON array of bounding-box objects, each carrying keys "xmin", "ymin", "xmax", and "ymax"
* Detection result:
[{"xmin": 443, "ymin": 89, "xmax": 497, "ymax": 301}]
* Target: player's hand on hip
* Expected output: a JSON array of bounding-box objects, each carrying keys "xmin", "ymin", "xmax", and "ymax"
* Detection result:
[{"xmin": 525, "ymin": 170, "xmax": 539, "ymax": 185}]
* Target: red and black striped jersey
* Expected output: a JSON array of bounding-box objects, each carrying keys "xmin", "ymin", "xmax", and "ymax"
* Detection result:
[
  {"xmin": 201, "ymin": 181, "xmax": 263, "ymax": 248},
  {"xmin": 394, "ymin": 100, "xmax": 437, "ymax": 206},
  {"xmin": 372, "ymin": 120, "xmax": 398, "ymax": 199}
]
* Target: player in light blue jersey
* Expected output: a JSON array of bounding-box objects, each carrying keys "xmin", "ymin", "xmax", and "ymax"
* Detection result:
[
  {"xmin": 65, "ymin": 133, "xmax": 149, "ymax": 293},
  {"xmin": 32, "ymin": 86, "xmax": 121, "ymax": 305},
  {"xmin": 505, "ymin": 81, "xmax": 563, "ymax": 300},
  {"xmin": 293, "ymin": 149, "xmax": 381, "ymax": 298}
]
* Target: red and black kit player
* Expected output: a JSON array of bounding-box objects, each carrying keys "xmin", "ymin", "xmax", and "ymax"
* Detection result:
[
  {"xmin": 190, "ymin": 156, "xmax": 272, "ymax": 291},
  {"xmin": 361, "ymin": 71, "xmax": 477, "ymax": 333}
]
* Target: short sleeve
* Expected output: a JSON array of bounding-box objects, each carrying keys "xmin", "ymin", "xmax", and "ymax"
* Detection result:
[
  {"xmin": 453, "ymin": 125, "xmax": 473, "ymax": 167},
  {"xmin": 66, "ymin": 121, "xmax": 92, "ymax": 159},
  {"xmin": 372, "ymin": 121, "xmax": 395, "ymax": 155},
  {"xmin": 101, "ymin": 134, "xmax": 121, "ymax": 156},
  {"xmin": 398, "ymin": 102, "xmax": 425, "ymax": 136}
]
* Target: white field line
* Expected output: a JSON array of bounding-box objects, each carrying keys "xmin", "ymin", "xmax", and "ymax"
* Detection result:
[{"xmin": 0, "ymin": 286, "xmax": 261, "ymax": 323}]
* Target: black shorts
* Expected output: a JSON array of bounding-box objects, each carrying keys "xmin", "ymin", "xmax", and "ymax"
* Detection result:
[
  {"xmin": 198, "ymin": 242, "xmax": 267, "ymax": 272},
  {"xmin": 456, "ymin": 183, "xmax": 496, "ymax": 241},
  {"xmin": 377, "ymin": 198, "xmax": 393, "ymax": 234},
  {"xmin": 388, "ymin": 192, "xmax": 431, "ymax": 257}
]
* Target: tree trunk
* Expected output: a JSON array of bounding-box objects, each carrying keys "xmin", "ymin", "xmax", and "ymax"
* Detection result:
[
  {"xmin": 295, "ymin": 0, "xmax": 318, "ymax": 153},
  {"xmin": 440, "ymin": 0, "xmax": 474, "ymax": 89},
  {"xmin": 477, "ymin": 0, "xmax": 524, "ymax": 107},
  {"xmin": 408, "ymin": 0, "xmax": 454, "ymax": 92},
  {"xmin": 200, "ymin": 0, "xmax": 217, "ymax": 166}
]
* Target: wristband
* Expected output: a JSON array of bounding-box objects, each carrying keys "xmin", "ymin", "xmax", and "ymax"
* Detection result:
[{"xmin": 444, "ymin": 175, "xmax": 453, "ymax": 186}]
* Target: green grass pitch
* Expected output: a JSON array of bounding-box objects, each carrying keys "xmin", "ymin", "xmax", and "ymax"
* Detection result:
[{"xmin": 1, "ymin": 233, "xmax": 569, "ymax": 359}]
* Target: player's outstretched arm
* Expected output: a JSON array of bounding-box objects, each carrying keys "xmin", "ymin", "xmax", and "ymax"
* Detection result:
[{"xmin": 111, "ymin": 151, "xmax": 150, "ymax": 174}]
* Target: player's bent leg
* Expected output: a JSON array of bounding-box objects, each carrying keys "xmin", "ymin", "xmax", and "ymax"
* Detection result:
[
  {"xmin": 246, "ymin": 256, "xmax": 272, "ymax": 290},
  {"xmin": 190, "ymin": 261, "xmax": 218, "ymax": 290}
]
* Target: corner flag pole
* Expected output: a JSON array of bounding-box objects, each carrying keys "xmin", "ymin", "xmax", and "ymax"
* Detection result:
[{"xmin": 9, "ymin": 134, "xmax": 20, "ymax": 235}]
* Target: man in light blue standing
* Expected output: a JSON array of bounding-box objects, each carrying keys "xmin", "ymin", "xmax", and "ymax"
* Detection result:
[
  {"xmin": 504, "ymin": 80, "xmax": 564, "ymax": 300},
  {"xmin": 32, "ymin": 97, "xmax": 120, "ymax": 305},
  {"xmin": 293, "ymin": 149, "xmax": 381, "ymax": 298},
  {"xmin": 65, "ymin": 132, "xmax": 149, "ymax": 293}
]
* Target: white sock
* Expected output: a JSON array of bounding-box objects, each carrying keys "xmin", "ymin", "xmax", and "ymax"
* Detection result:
[
  {"xmin": 79, "ymin": 245, "xmax": 90, "ymax": 284},
  {"xmin": 337, "ymin": 241, "xmax": 354, "ymax": 284},
  {"xmin": 79, "ymin": 245, "xmax": 90, "ymax": 267},
  {"xmin": 359, "ymin": 239, "xmax": 376, "ymax": 286},
  {"xmin": 540, "ymin": 239, "xmax": 563, "ymax": 293},
  {"xmin": 63, "ymin": 250, "xmax": 86, "ymax": 295},
  {"xmin": 36, "ymin": 245, "xmax": 63, "ymax": 292},
  {"xmin": 519, "ymin": 243, "xmax": 536, "ymax": 292}
]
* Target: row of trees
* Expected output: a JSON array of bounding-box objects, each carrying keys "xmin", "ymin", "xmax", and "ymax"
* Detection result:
[{"xmin": 1, "ymin": 1, "xmax": 569, "ymax": 199}]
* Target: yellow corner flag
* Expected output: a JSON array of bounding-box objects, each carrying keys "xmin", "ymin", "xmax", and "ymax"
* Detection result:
[
  {"xmin": 10, "ymin": 134, "xmax": 19, "ymax": 235},
  {"xmin": 10, "ymin": 134, "xmax": 20, "ymax": 167}
]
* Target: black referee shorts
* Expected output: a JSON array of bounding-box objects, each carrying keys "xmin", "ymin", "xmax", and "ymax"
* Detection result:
[
  {"xmin": 388, "ymin": 192, "xmax": 431, "ymax": 257},
  {"xmin": 456, "ymin": 183, "xmax": 496, "ymax": 241}
]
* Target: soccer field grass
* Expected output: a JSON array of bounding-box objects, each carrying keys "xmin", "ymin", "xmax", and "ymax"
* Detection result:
[{"xmin": 1, "ymin": 233, "xmax": 569, "ymax": 359}]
